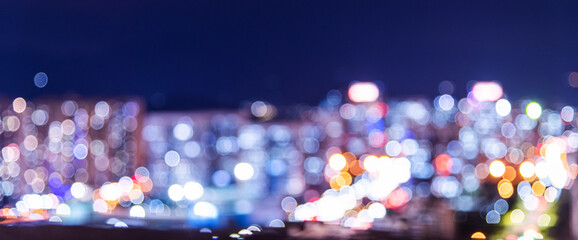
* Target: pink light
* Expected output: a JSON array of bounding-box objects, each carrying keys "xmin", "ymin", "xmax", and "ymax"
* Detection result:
[
  {"xmin": 348, "ymin": 82, "xmax": 379, "ymax": 103},
  {"xmin": 472, "ymin": 81, "xmax": 503, "ymax": 102}
]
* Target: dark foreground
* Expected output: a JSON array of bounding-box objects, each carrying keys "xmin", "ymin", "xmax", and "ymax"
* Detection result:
[{"xmin": 0, "ymin": 221, "xmax": 458, "ymax": 240}]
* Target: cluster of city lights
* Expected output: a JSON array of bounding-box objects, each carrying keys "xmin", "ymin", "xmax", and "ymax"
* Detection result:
[
  {"xmin": 0, "ymin": 98, "xmax": 142, "ymax": 224},
  {"xmin": 141, "ymin": 111, "xmax": 312, "ymax": 226},
  {"xmin": 0, "ymin": 79, "xmax": 576, "ymax": 239},
  {"xmin": 286, "ymin": 81, "xmax": 577, "ymax": 239}
]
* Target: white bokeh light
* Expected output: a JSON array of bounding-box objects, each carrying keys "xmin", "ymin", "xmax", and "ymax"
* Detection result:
[
  {"xmin": 194, "ymin": 202, "xmax": 218, "ymax": 218},
  {"xmin": 173, "ymin": 123, "xmax": 193, "ymax": 141},
  {"xmin": 495, "ymin": 99, "xmax": 511, "ymax": 117},
  {"xmin": 367, "ymin": 202, "xmax": 386, "ymax": 219},
  {"xmin": 70, "ymin": 182, "xmax": 87, "ymax": 199},
  {"xmin": 183, "ymin": 181, "xmax": 204, "ymax": 201},
  {"xmin": 164, "ymin": 150, "xmax": 181, "ymax": 167},
  {"xmin": 130, "ymin": 205, "xmax": 146, "ymax": 218},
  {"xmin": 234, "ymin": 162, "xmax": 255, "ymax": 181},
  {"xmin": 168, "ymin": 184, "xmax": 184, "ymax": 201},
  {"xmin": 526, "ymin": 102, "xmax": 542, "ymax": 119}
]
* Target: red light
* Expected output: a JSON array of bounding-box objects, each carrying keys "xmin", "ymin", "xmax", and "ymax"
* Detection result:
[
  {"xmin": 435, "ymin": 154, "xmax": 453, "ymax": 177},
  {"xmin": 385, "ymin": 188, "xmax": 409, "ymax": 209}
]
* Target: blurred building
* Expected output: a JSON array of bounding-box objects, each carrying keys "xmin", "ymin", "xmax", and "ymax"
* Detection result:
[
  {"xmin": 141, "ymin": 108, "xmax": 326, "ymax": 225},
  {"xmin": 0, "ymin": 97, "xmax": 143, "ymax": 206},
  {"xmin": 0, "ymin": 80, "xmax": 576, "ymax": 239}
]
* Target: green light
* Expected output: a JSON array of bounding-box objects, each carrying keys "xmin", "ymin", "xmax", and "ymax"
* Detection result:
[{"xmin": 526, "ymin": 102, "xmax": 542, "ymax": 119}]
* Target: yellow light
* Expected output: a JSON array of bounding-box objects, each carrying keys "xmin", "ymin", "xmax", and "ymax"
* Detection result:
[
  {"xmin": 544, "ymin": 187, "xmax": 558, "ymax": 202},
  {"xmin": 329, "ymin": 154, "xmax": 347, "ymax": 171},
  {"xmin": 471, "ymin": 232, "xmax": 486, "ymax": 239},
  {"xmin": 329, "ymin": 176, "xmax": 338, "ymax": 189},
  {"xmin": 503, "ymin": 166, "xmax": 516, "ymax": 181},
  {"xmin": 519, "ymin": 161, "xmax": 535, "ymax": 178},
  {"xmin": 329, "ymin": 175, "xmax": 345, "ymax": 190},
  {"xmin": 489, "ymin": 160, "xmax": 506, "ymax": 177},
  {"xmin": 537, "ymin": 214, "xmax": 551, "ymax": 227},
  {"xmin": 339, "ymin": 172, "xmax": 352, "ymax": 186},
  {"xmin": 13, "ymin": 97, "xmax": 26, "ymax": 113},
  {"xmin": 497, "ymin": 179, "xmax": 514, "ymax": 198},
  {"xmin": 348, "ymin": 82, "xmax": 379, "ymax": 103},
  {"xmin": 526, "ymin": 102, "xmax": 542, "ymax": 119},
  {"xmin": 510, "ymin": 209, "xmax": 525, "ymax": 223},
  {"xmin": 532, "ymin": 181, "xmax": 546, "ymax": 196}
]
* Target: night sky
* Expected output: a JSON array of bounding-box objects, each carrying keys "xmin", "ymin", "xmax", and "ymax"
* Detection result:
[{"xmin": 1, "ymin": 1, "xmax": 577, "ymax": 110}]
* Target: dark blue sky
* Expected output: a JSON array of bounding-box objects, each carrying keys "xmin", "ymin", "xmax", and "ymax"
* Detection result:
[{"xmin": 1, "ymin": 1, "xmax": 577, "ymax": 109}]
